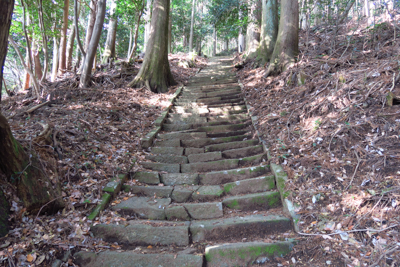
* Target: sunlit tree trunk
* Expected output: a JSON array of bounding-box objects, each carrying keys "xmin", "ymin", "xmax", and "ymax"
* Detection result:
[
  {"xmin": 246, "ymin": 0, "xmax": 261, "ymax": 58},
  {"xmin": 144, "ymin": 0, "xmax": 152, "ymax": 53},
  {"xmin": 85, "ymin": 0, "xmax": 97, "ymax": 51},
  {"xmin": 213, "ymin": 24, "xmax": 216, "ymax": 56},
  {"xmin": 128, "ymin": 0, "xmax": 176, "ymax": 93},
  {"xmin": 128, "ymin": 4, "xmax": 145, "ymax": 60},
  {"xmin": 59, "ymin": 0, "xmax": 69, "ymax": 75},
  {"xmin": 257, "ymin": 0, "xmax": 278, "ymax": 64},
  {"xmin": 102, "ymin": 0, "xmax": 117, "ymax": 63},
  {"xmin": 265, "ymin": 0, "xmax": 299, "ymax": 77},
  {"xmin": 80, "ymin": 0, "xmax": 106, "ymax": 87},
  {"xmin": 238, "ymin": 7, "xmax": 245, "ymax": 53},
  {"xmin": 189, "ymin": 0, "xmax": 195, "ymax": 52},
  {"xmin": 168, "ymin": 4, "xmax": 172, "ymax": 53},
  {"xmin": 66, "ymin": 23, "xmax": 76, "ymax": 70},
  {"xmin": 23, "ymin": 52, "xmax": 31, "ymax": 89},
  {"xmin": 32, "ymin": 40, "xmax": 43, "ymax": 80},
  {"xmin": 51, "ymin": 37, "xmax": 59, "ymax": 82},
  {"xmin": 38, "ymin": 0, "xmax": 48, "ymax": 81}
]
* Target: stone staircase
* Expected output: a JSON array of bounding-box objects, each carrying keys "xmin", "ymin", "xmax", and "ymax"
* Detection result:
[{"xmin": 75, "ymin": 57, "xmax": 296, "ymax": 266}]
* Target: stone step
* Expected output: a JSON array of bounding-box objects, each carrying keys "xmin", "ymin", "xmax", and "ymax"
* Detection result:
[
  {"xmin": 205, "ymin": 139, "xmax": 260, "ymax": 152},
  {"xmin": 112, "ymin": 196, "xmax": 171, "ymax": 220},
  {"xmin": 195, "ymin": 121, "xmax": 251, "ymax": 133},
  {"xmin": 190, "ymin": 214, "xmax": 292, "ymax": 242},
  {"xmin": 162, "ymin": 118, "xmax": 249, "ymax": 132},
  {"xmin": 160, "ymin": 173, "xmax": 199, "ymax": 185},
  {"xmin": 75, "ymin": 251, "xmax": 203, "ymax": 267},
  {"xmin": 205, "ymin": 241, "xmax": 295, "ymax": 267},
  {"xmin": 206, "ymin": 129, "xmax": 252, "ymax": 138},
  {"xmin": 222, "ymin": 191, "xmax": 281, "ymax": 211},
  {"xmin": 181, "ymin": 154, "xmax": 266, "ymax": 173},
  {"xmin": 140, "ymin": 162, "xmax": 180, "ymax": 173},
  {"xmin": 90, "ymin": 220, "xmax": 190, "ymax": 246},
  {"xmin": 184, "ymin": 83, "xmax": 239, "ymax": 91},
  {"xmin": 206, "ymin": 114, "xmax": 249, "ymax": 122},
  {"xmin": 146, "ymin": 154, "xmax": 188, "ymax": 164},
  {"xmin": 222, "ymin": 175, "xmax": 276, "ymax": 195},
  {"xmin": 181, "ymin": 134, "xmax": 252, "ymax": 148},
  {"xmin": 157, "ymin": 131, "xmax": 207, "ymax": 141},
  {"xmin": 177, "ymin": 93, "xmax": 242, "ymax": 102},
  {"xmin": 150, "ymin": 146, "xmax": 184, "ymax": 155},
  {"xmin": 199, "ymin": 165, "xmax": 269, "ymax": 184},
  {"xmin": 133, "ymin": 171, "xmax": 160, "ymax": 184},
  {"xmin": 222, "ymin": 145, "xmax": 264, "ymax": 158}
]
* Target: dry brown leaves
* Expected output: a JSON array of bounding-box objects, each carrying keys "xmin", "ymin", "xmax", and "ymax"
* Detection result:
[
  {"xmin": 238, "ymin": 15, "xmax": 400, "ymax": 267},
  {"xmin": 0, "ymin": 54, "xmax": 206, "ymax": 266}
]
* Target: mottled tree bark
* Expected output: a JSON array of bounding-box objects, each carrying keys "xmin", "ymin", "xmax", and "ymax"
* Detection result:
[
  {"xmin": 66, "ymin": 23, "xmax": 76, "ymax": 70},
  {"xmin": 128, "ymin": 0, "xmax": 176, "ymax": 93},
  {"xmin": 265, "ymin": 0, "xmax": 299, "ymax": 77},
  {"xmin": 143, "ymin": 0, "xmax": 152, "ymax": 52},
  {"xmin": 32, "ymin": 40, "xmax": 43, "ymax": 80},
  {"xmin": 257, "ymin": 0, "xmax": 278, "ymax": 64},
  {"xmin": 246, "ymin": 0, "xmax": 261, "ymax": 59},
  {"xmin": 79, "ymin": 0, "xmax": 106, "ymax": 87},
  {"xmin": 189, "ymin": 0, "xmax": 195, "ymax": 52},
  {"xmin": 102, "ymin": 0, "xmax": 117, "ymax": 63}
]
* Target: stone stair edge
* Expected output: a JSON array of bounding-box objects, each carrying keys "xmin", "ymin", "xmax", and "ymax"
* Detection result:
[
  {"xmin": 238, "ymin": 80, "xmax": 300, "ymax": 233},
  {"xmin": 140, "ymin": 86, "xmax": 184, "ymax": 149}
]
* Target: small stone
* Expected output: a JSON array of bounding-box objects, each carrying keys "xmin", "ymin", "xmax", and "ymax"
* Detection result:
[
  {"xmin": 133, "ymin": 172, "xmax": 160, "ymax": 185},
  {"xmin": 184, "ymin": 202, "xmax": 223, "ymax": 219},
  {"xmin": 165, "ymin": 206, "xmax": 190, "ymax": 221}
]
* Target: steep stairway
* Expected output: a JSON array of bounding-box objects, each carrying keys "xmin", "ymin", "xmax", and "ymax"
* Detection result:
[{"xmin": 75, "ymin": 57, "xmax": 296, "ymax": 267}]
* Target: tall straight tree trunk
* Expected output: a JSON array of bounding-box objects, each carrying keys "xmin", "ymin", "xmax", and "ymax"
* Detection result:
[
  {"xmin": 85, "ymin": 0, "xmax": 97, "ymax": 51},
  {"xmin": 128, "ymin": 0, "xmax": 176, "ymax": 93},
  {"xmin": 66, "ymin": 23, "xmax": 76, "ymax": 70},
  {"xmin": 79, "ymin": 0, "xmax": 106, "ymax": 87},
  {"xmin": 265, "ymin": 0, "xmax": 299, "ymax": 77},
  {"xmin": 51, "ymin": 37, "xmax": 59, "ymax": 81},
  {"xmin": 246, "ymin": 0, "xmax": 261, "ymax": 58},
  {"xmin": 168, "ymin": 4, "xmax": 172, "ymax": 53},
  {"xmin": 102, "ymin": 0, "xmax": 117, "ymax": 63},
  {"xmin": 38, "ymin": 0, "xmax": 48, "ymax": 81},
  {"xmin": 257, "ymin": 0, "xmax": 279, "ymax": 64},
  {"xmin": 127, "ymin": 27, "xmax": 133, "ymax": 58},
  {"xmin": 59, "ymin": 0, "xmax": 69, "ymax": 74},
  {"xmin": 31, "ymin": 40, "xmax": 43, "ymax": 80},
  {"xmin": 129, "ymin": 7, "xmax": 144, "ymax": 59},
  {"xmin": 188, "ymin": 0, "xmax": 195, "ymax": 52},
  {"xmin": 212, "ymin": 25, "xmax": 216, "ymax": 56},
  {"xmin": 144, "ymin": 0, "xmax": 152, "ymax": 53},
  {"xmin": 23, "ymin": 52, "xmax": 30, "ymax": 89}
]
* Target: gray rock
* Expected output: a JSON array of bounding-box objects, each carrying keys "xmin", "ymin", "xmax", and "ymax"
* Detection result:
[
  {"xmin": 90, "ymin": 221, "xmax": 189, "ymax": 247},
  {"xmin": 192, "ymin": 186, "xmax": 224, "ymax": 201},
  {"xmin": 161, "ymin": 173, "xmax": 199, "ymax": 185},
  {"xmin": 188, "ymin": 152, "xmax": 222, "ymax": 163},
  {"xmin": 166, "ymin": 206, "xmax": 190, "ymax": 221},
  {"xmin": 190, "ymin": 215, "xmax": 291, "ymax": 242},
  {"xmin": 151, "ymin": 147, "xmax": 184, "ymax": 156},
  {"xmin": 133, "ymin": 171, "xmax": 160, "ymax": 185},
  {"xmin": 146, "ymin": 154, "xmax": 188, "ymax": 164},
  {"xmin": 223, "ymin": 175, "xmax": 276, "ymax": 195},
  {"xmin": 181, "ymin": 159, "xmax": 239, "ymax": 173},
  {"xmin": 184, "ymin": 202, "xmax": 223, "ymax": 219},
  {"xmin": 140, "ymin": 162, "xmax": 180, "ymax": 173},
  {"xmin": 172, "ymin": 186, "xmax": 198, "ymax": 203},
  {"xmin": 199, "ymin": 165, "xmax": 268, "ymax": 185},
  {"xmin": 131, "ymin": 186, "xmax": 173, "ymax": 198},
  {"xmin": 74, "ymin": 251, "xmax": 203, "ymax": 267},
  {"xmin": 184, "ymin": 147, "xmax": 204, "ymax": 155},
  {"xmin": 154, "ymin": 139, "xmax": 181, "ymax": 147},
  {"xmin": 112, "ymin": 197, "xmax": 171, "ymax": 220},
  {"xmin": 222, "ymin": 191, "xmax": 281, "ymax": 211}
]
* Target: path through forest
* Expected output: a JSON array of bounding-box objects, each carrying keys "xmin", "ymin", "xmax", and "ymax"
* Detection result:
[{"xmin": 74, "ymin": 57, "xmax": 296, "ymax": 266}]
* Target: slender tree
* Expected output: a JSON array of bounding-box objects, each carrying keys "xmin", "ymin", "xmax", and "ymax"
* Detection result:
[
  {"xmin": 102, "ymin": 0, "xmax": 117, "ymax": 63},
  {"xmin": 128, "ymin": 0, "xmax": 176, "ymax": 93},
  {"xmin": 143, "ymin": 0, "xmax": 152, "ymax": 52},
  {"xmin": 59, "ymin": 0, "xmax": 70, "ymax": 74},
  {"xmin": 188, "ymin": 0, "xmax": 196, "ymax": 52},
  {"xmin": 79, "ymin": 0, "xmax": 106, "ymax": 87},
  {"xmin": 264, "ymin": 0, "xmax": 299, "ymax": 77}
]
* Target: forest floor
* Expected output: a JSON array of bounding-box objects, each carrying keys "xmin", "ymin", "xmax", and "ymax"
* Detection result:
[
  {"xmin": 236, "ymin": 15, "xmax": 400, "ymax": 266},
  {"xmin": 0, "ymin": 16, "xmax": 400, "ymax": 267}
]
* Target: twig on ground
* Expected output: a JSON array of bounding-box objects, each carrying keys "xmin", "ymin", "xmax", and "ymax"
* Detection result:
[{"xmin": 345, "ymin": 150, "xmax": 361, "ymax": 190}]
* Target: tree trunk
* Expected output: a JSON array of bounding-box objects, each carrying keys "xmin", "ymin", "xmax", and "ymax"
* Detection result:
[
  {"xmin": 74, "ymin": 0, "xmax": 85, "ymax": 71},
  {"xmin": 168, "ymin": 4, "xmax": 172, "ymax": 54},
  {"xmin": 129, "ymin": 7, "xmax": 144, "ymax": 60},
  {"xmin": 257, "ymin": 0, "xmax": 279, "ymax": 64},
  {"xmin": 213, "ymin": 25, "xmax": 216, "ymax": 56},
  {"xmin": 102, "ymin": 0, "xmax": 117, "ymax": 63},
  {"xmin": 246, "ymin": 0, "xmax": 261, "ymax": 58},
  {"xmin": 32, "ymin": 40, "xmax": 43, "ymax": 80},
  {"xmin": 66, "ymin": 23, "xmax": 76, "ymax": 70},
  {"xmin": 51, "ymin": 37, "xmax": 59, "ymax": 82},
  {"xmin": 85, "ymin": 0, "xmax": 97, "ymax": 51},
  {"xmin": 0, "ymin": 0, "xmax": 14, "ymax": 236},
  {"xmin": 189, "ymin": 0, "xmax": 195, "ymax": 52},
  {"xmin": 38, "ymin": 0, "xmax": 48, "ymax": 82},
  {"xmin": 238, "ymin": 7, "xmax": 245, "ymax": 53},
  {"xmin": 144, "ymin": 0, "xmax": 152, "ymax": 53},
  {"xmin": 79, "ymin": 0, "xmax": 106, "ymax": 87},
  {"xmin": 23, "ymin": 52, "xmax": 30, "ymax": 89},
  {"xmin": 0, "ymin": 113, "xmax": 64, "ymax": 213},
  {"xmin": 265, "ymin": 0, "xmax": 299, "ymax": 77},
  {"xmin": 128, "ymin": 0, "xmax": 176, "ymax": 93},
  {"xmin": 58, "ymin": 0, "xmax": 69, "ymax": 75}
]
